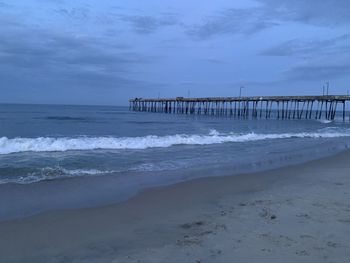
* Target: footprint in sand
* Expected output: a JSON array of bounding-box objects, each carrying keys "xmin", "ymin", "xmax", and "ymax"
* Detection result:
[
  {"xmin": 259, "ymin": 208, "xmax": 277, "ymax": 221},
  {"xmin": 180, "ymin": 221, "xmax": 205, "ymax": 229},
  {"xmin": 337, "ymin": 218, "xmax": 350, "ymax": 223},
  {"xmin": 327, "ymin": 241, "xmax": 341, "ymax": 248},
  {"xmin": 295, "ymin": 250, "xmax": 309, "ymax": 256}
]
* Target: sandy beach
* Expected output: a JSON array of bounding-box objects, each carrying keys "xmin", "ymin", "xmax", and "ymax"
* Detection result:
[
  {"xmin": 2, "ymin": 0, "xmax": 350, "ymax": 262},
  {"xmin": 0, "ymin": 150, "xmax": 350, "ymax": 263}
]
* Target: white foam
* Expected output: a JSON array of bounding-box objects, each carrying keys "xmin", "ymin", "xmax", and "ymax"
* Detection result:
[
  {"xmin": 0, "ymin": 167, "xmax": 117, "ymax": 184},
  {"xmin": 60, "ymin": 168, "xmax": 115, "ymax": 176},
  {"xmin": 1, "ymin": 130, "xmax": 350, "ymax": 155},
  {"xmin": 317, "ymin": 119, "xmax": 333, "ymax": 124}
]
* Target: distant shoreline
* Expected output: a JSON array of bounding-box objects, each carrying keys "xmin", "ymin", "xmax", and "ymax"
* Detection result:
[{"xmin": 0, "ymin": 141, "xmax": 348, "ymax": 221}]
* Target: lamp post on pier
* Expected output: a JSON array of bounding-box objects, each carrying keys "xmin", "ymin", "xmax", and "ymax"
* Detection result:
[{"xmin": 239, "ymin": 86, "xmax": 244, "ymax": 98}]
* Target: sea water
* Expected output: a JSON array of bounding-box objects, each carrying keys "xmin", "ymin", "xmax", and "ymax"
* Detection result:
[
  {"xmin": 1, "ymin": 103, "xmax": 350, "ymax": 218},
  {"xmin": 1, "ymin": 103, "xmax": 350, "ymax": 184}
]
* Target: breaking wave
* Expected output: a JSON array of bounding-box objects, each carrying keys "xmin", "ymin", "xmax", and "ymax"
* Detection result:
[{"xmin": 1, "ymin": 129, "xmax": 350, "ymax": 155}]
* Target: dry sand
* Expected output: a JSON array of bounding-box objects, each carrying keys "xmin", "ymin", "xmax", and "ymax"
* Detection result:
[{"xmin": 0, "ymin": 151, "xmax": 350, "ymax": 262}]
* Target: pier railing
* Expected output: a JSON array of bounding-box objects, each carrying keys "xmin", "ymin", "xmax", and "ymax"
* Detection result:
[{"xmin": 129, "ymin": 96, "xmax": 350, "ymax": 121}]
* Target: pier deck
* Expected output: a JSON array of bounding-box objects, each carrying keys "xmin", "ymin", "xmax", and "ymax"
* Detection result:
[{"xmin": 129, "ymin": 95, "xmax": 350, "ymax": 121}]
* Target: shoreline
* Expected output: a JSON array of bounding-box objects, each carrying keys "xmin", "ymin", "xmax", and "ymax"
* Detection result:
[
  {"xmin": 1, "ymin": 140, "xmax": 348, "ymax": 222},
  {"xmin": 1, "ymin": 150, "xmax": 350, "ymax": 262}
]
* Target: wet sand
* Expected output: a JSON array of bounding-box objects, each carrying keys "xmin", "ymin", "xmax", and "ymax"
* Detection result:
[{"xmin": 0, "ymin": 151, "xmax": 350, "ymax": 262}]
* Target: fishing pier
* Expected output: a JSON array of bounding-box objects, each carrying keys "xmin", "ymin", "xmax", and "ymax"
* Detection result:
[{"xmin": 129, "ymin": 96, "xmax": 350, "ymax": 121}]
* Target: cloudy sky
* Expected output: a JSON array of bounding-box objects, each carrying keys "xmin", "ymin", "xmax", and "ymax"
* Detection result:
[{"xmin": 1, "ymin": 0, "xmax": 350, "ymax": 105}]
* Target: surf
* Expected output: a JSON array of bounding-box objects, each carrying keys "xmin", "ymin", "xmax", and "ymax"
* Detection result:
[{"xmin": 1, "ymin": 129, "xmax": 350, "ymax": 155}]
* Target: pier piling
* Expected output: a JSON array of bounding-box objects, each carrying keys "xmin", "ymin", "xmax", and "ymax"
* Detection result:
[{"xmin": 130, "ymin": 96, "xmax": 350, "ymax": 122}]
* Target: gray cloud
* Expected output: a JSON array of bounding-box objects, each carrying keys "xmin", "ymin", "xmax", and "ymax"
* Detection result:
[
  {"xmin": 259, "ymin": 0, "xmax": 350, "ymax": 27},
  {"xmin": 54, "ymin": 7, "xmax": 90, "ymax": 21},
  {"xmin": 261, "ymin": 34, "xmax": 350, "ymax": 57},
  {"xmin": 0, "ymin": 1, "xmax": 11, "ymax": 8},
  {"xmin": 53, "ymin": 5, "xmax": 179, "ymax": 35},
  {"xmin": 1, "ymin": 0, "xmax": 350, "ymax": 104},
  {"xmin": 0, "ymin": 18, "xmax": 160, "ymax": 105},
  {"xmin": 118, "ymin": 13, "xmax": 179, "ymax": 34},
  {"xmin": 0, "ymin": 3, "xmax": 173, "ymax": 104},
  {"xmin": 187, "ymin": 0, "xmax": 350, "ymax": 40},
  {"xmin": 187, "ymin": 8, "xmax": 278, "ymax": 39},
  {"xmin": 259, "ymin": 33, "xmax": 350, "ymax": 81},
  {"xmin": 0, "ymin": 29, "xmax": 148, "ymax": 73},
  {"xmin": 286, "ymin": 63, "xmax": 350, "ymax": 81}
]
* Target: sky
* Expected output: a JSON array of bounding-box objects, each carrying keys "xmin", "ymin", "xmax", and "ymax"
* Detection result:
[{"xmin": 1, "ymin": 0, "xmax": 350, "ymax": 105}]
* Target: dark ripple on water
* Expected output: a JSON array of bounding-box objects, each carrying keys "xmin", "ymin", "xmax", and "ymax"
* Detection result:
[{"xmin": 33, "ymin": 116, "xmax": 95, "ymax": 122}]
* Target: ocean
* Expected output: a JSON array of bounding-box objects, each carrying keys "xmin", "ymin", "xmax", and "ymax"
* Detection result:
[{"xmin": 1, "ymin": 103, "xmax": 350, "ymax": 218}]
